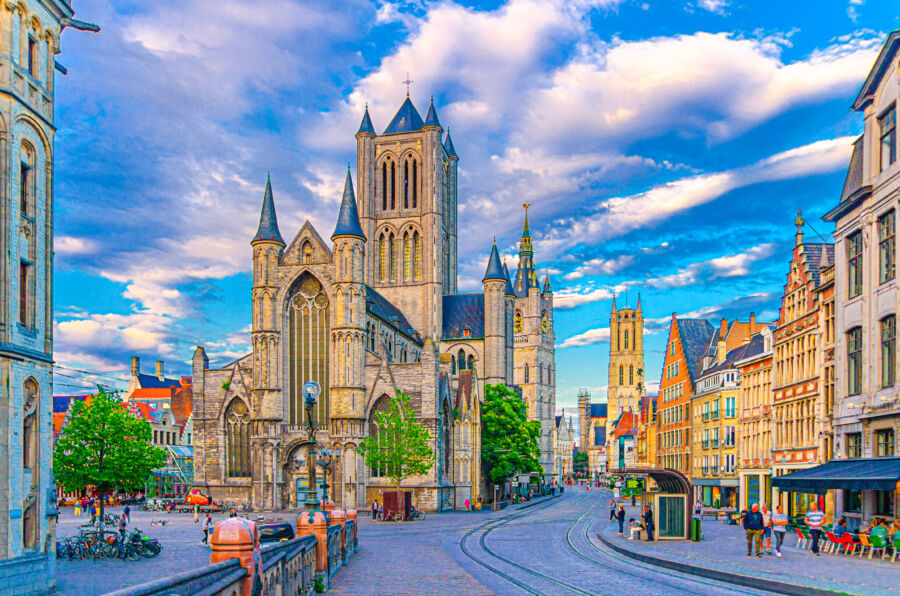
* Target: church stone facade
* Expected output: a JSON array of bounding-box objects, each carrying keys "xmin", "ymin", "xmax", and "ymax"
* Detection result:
[{"xmin": 192, "ymin": 96, "xmax": 555, "ymax": 512}]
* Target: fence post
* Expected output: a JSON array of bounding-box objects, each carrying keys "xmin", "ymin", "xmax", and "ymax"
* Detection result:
[
  {"xmin": 209, "ymin": 518, "xmax": 259, "ymax": 596},
  {"xmin": 330, "ymin": 510, "xmax": 346, "ymax": 562},
  {"xmin": 346, "ymin": 509, "xmax": 358, "ymax": 549},
  {"xmin": 297, "ymin": 510, "xmax": 329, "ymax": 590}
]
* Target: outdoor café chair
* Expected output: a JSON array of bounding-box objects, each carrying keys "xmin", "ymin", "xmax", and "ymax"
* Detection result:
[
  {"xmin": 794, "ymin": 528, "xmax": 807, "ymax": 549},
  {"xmin": 892, "ymin": 536, "xmax": 900, "ymax": 562},
  {"xmin": 857, "ymin": 533, "xmax": 873, "ymax": 558},
  {"xmin": 868, "ymin": 534, "xmax": 890, "ymax": 560}
]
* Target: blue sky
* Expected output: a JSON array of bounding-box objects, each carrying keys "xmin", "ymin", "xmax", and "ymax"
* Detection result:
[{"xmin": 50, "ymin": 0, "xmax": 899, "ymax": 407}]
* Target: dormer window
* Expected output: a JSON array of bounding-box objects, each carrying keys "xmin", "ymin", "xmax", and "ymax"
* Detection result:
[
  {"xmin": 462, "ymin": 325, "xmax": 471, "ymax": 337},
  {"xmin": 880, "ymin": 104, "xmax": 896, "ymax": 172}
]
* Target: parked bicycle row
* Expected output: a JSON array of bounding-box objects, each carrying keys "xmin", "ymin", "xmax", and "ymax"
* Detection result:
[{"xmin": 57, "ymin": 527, "xmax": 162, "ymax": 562}]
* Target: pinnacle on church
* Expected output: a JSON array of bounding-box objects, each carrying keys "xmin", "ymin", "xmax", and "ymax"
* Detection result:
[
  {"xmin": 443, "ymin": 129, "xmax": 457, "ymax": 157},
  {"xmin": 636, "ymin": 292, "xmax": 642, "ymax": 311},
  {"xmin": 424, "ymin": 96, "xmax": 442, "ymax": 129},
  {"xmin": 483, "ymin": 240, "xmax": 505, "ymax": 282},
  {"xmin": 252, "ymin": 173, "xmax": 285, "ymax": 245},
  {"xmin": 542, "ymin": 275, "xmax": 552, "ymax": 293},
  {"xmin": 357, "ymin": 104, "xmax": 375, "ymax": 135},
  {"xmin": 502, "ymin": 260, "xmax": 515, "ymax": 296},
  {"xmin": 521, "ymin": 205, "xmax": 531, "ymax": 239},
  {"xmin": 332, "ymin": 168, "xmax": 366, "ymax": 240},
  {"xmin": 611, "ymin": 294, "xmax": 617, "ymax": 313},
  {"xmin": 384, "ymin": 96, "xmax": 425, "ymax": 134}
]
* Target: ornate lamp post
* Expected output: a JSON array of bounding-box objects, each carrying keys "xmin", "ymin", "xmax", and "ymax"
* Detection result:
[
  {"xmin": 317, "ymin": 448, "xmax": 341, "ymax": 505},
  {"xmin": 302, "ymin": 381, "xmax": 323, "ymax": 517}
]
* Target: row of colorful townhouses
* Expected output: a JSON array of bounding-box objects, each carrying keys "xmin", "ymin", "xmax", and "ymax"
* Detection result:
[{"xmin": 638, "ymin": 31, "xmax": 900, "ymax": 531}]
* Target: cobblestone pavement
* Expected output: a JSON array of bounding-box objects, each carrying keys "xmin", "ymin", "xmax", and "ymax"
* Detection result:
[
  {"xmin": 56, "ymin": 506, "xmax": 298, "ymax": 595},
  {"xmin": 599, "ymin": 500, "xmax": 900, "ymax": 596},
  {"xmin": 333, "ymin": 489, "xmax": 773, "ymax": 596}
]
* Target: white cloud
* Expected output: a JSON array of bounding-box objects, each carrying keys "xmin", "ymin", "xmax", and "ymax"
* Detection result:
[
  {"xmin": 541, "ymin": 136, "xmax": 854, "ymax": 256},
  {"xmin": 563, "ymin": 255, "xmax": 634, "ymax": 280},
  {"xmin": 696, "ymin": 0, "xmax": 729, "ymax": 15},
  {"xmin": 558, "ymin": 326, "xmax": 609, "ymax": 348},
  {"xmin": 55, "ymin": 236, "xmax": 98, "ymax": 256},
  {"xmin": 645, "ymin": 243, "xmax": 777, "ymax": 289}
]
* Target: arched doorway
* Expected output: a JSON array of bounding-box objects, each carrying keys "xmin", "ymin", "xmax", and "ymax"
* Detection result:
[{"xmin": 282, "ymin": 441, "xmax": 324, "ymax": 508}]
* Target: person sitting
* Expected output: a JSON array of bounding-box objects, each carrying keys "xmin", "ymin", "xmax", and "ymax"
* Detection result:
[
  {"xmin": 833, "ymin": 517, "xmax": 848, "ymax": 538},
  {"xmin": 627, "ymin": 518, "xmax": 642, "ymax": 540},
  {"xmin": 891, "ymin": 519, "xmax": 900, "ymax": 537},
  {"xmin": 870, "ymin": 518, "xmax": 889, "ymax": 539}
]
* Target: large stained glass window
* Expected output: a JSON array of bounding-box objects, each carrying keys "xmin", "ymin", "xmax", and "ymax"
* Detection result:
[{"xmin": 289, "ymin": 273, "xmax": 330, "ymax": 425}]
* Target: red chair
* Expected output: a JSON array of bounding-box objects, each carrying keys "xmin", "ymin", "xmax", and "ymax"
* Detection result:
[
  {"xmin": 795, "ymin": 527, "xmax": 808, "ymax": 549},
  {"xmin": 826, "ymin": 531, "xmax": 854, "ymax": 555}
]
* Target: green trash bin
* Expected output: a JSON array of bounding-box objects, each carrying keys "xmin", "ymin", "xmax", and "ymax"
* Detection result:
[{"xmin": 691, "ymin": 516, "xmax": 702, "ymax": 541}]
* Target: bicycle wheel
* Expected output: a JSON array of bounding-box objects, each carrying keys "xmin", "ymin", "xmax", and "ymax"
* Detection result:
[
  {"xmin": 125, "ymin": 545, "xmax": 142, "ymax": 561},
  {"xmin": 102, "ymin": 543, "xmax": 118, "ymax": 559},
  {"xmin": 419, "ymin": 512, "xmax": 427, "ymax": 521},
  {"xmin": 393, "ymin": 512, "xmax": 404, "ymax": 522},
  {"xmin": 141, "ymin": 543, "xmax": 161, "ymax": 558}
]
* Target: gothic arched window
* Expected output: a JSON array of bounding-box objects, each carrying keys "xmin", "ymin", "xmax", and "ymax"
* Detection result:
[
  {"xmin": 403, "ymin": 159, "xmax": 410, "ymax": 209},
  {"xmin": 390, "ymin": 160, "xmax": 396, "ymax": 210},
  {"xmin": 378, "ymin": 234, "xmax": 386, "ymax": 282},
  {"xmin": 412, "ymin": 160, "xmax": 418, "ymax": 208},
  {"xmin": 368, "ymin": 394, "xmax": 392, "ymax": 478},
  {"xmin": 20, "ymin": 142, "xmax": 35, "ymax": 217},
  {"xmin": 301, "ymin": 240, "xmax": 313, "ymax": 264},
  {"xmin": 539, "ymin": 365, "xmax": 543, "ymax": 384},
  {"xmin": 619, "ymin": 365, "xmax": 624, "ymax": 386},
  {"xmin": 413, "ymin": 232, "xmax": 421, "ymax": 280},
  {"xmin": 451, "ymin": 356, "xmax": 456, "ymax": 374},
  {"xmin": 624, "ymin": 330, "xmax": 629, "ymax": 350},
  {"xmin": 403, "ymin": 231, "xmax": 412, "ymax": 281},
  {"xmin": 629, "ymin": 365, "xmax": 634, "ymax": 386},
  {"xmin": 225, "ymin": 399, "xmax": 250, "ymax": 477},
  {"xmin": 524, "ymin": 364, "xmax": 530, "ymax": 384},
  {"xmin": 288, "ymin": 273, "xmax": 330, "ymax": 425},
  {"xmin": 467, "ymin": 354, "xmax": 475, "ymax": 370},
  {"xmin": 388, "ymin": 233, "xmax": 396, "ymax": 281},
  {"xmin": 458, "ymin": 349, "xmax": 466, "ymax": 370}
]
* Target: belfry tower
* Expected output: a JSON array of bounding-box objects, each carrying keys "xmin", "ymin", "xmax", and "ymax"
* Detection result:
[{"xmin": 607, "ymin": 295, "xmax": 644, "ymax": 443}]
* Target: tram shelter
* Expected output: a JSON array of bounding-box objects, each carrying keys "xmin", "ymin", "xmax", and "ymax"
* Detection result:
[{"xmin": 611, "ymin": 467, "xmax": 692, "ymax": 540}]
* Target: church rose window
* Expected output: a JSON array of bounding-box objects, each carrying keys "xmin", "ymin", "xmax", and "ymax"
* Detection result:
[
  {"xmin": 225, "ymin": 399, "xmax": 251, "ymax": 477},
  {"xmin": 288, "ymin": 273, "xmax": 330, "ymax": 425}
]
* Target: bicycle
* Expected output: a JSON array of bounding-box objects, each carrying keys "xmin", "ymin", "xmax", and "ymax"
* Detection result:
[{"xmin": 409, "ymin": 508, "xmax": 427, "ymax": 521}]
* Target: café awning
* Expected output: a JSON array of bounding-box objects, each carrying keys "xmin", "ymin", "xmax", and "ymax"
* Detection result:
[{"xmin": 772, "ymin": 457, "xmax": 900, "ymax": 491}]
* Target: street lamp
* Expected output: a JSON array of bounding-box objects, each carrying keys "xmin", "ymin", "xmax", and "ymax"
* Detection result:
[
  {"xmin": 302, "ymin": 381, "xmax": 323, "ymax": 519},
  {"xmin": 317, "ymin": 448, "xmax": 341, "ymax": 505}
]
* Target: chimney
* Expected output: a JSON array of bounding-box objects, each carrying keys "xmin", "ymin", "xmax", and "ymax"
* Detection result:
[
  {"xmin": 750, "ymin": 312, "xmax": 756, "ymax": 329},
  {"xmin": 156, "ymin": 360, "xmax": 165, "ymax": 381},
  {"xmin": 131, "ymin": 356, "xmax": 140, "ymax": 377},
  {"xmin": 719, "ymin": 317, "xmax": 728, "ymax": 337}
]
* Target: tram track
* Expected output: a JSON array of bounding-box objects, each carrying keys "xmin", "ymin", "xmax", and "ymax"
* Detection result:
[
  {"xmin": 459, "ymin": 495, "xmax": 599, "ymax": 596},
  {"xmin": 564, "ymin": 494, "xmax": 768, "ymax": 596}
]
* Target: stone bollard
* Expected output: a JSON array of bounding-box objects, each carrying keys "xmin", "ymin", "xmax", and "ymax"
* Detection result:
[
  {"xmin": 297, "ymin": 510, "xmax": 329, "ymax": 575},
  {"xmin": 346, "ymin": 510, "xmax": 358, "ymax": 541},
  {"xmin": 209, "ymin": 518, "xmax": 259, "ymax": 596},
  {"xmin": 331, "ymin": 509, "xmax": 347, "ymax": 559}
]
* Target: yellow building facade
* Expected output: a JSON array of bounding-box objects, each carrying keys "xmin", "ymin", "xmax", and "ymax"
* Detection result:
[{"xmin": 736, "ymin": 328, "xmax": 774, "ymax": 510}]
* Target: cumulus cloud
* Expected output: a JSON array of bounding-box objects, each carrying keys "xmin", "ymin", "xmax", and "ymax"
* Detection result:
[
  {"xmin": 558, "ymin": 326, "xmax": 610, "ymax": 348},
  {"xmin": 645, "ymin": 243, "xmax": 777, "ymax": 289},
  {"xmin": 564, "ymin": 255, "xmax": 635, "ymax": 280}
]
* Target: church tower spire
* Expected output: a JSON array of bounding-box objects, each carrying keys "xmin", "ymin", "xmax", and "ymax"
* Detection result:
[
  {"xmin": 252, "ymin": 174, "xmax": 284, "ymax": 246},
  {"xmin": 514, "ymin": 204, "xmax": 537, "ymax": 296}
]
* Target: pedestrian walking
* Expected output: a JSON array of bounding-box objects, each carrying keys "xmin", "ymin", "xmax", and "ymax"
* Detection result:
[
  {"xmin": 464, "ymin": 498, "xmax": 471, "ymax": 511},
  {"xmin": 123, "ymin": 505, "xmax": 131, "ymax": 524},
  {"xmin": 772, "ymin": 505, "xmax": 788, "ymax": 557},
  {"xmin": 631, "ymin": 493, "xmax": 636, "ymax": 507},
  {"xmin": 194, "ymin": 504, "xmax": 199, "ymax": 523},
  {"xmin": 616, "ymin": 505, "xmax": 626, "ymax": 535},
  {"xmin": 643, "ymin": 505, "xmax": 655, "ymax": 541},
  {"xmin": 229, "ymin": 507, "xmax": 237, "ymax": 518},
  {"xmin": 90, "ymin": 500, "xmax": 96, "ymax": 524},
  {"xmin": 761, "ymin": 503, "xmax": 773, "ymax": 554},
  {"xmin": 743, "ymin": 503, "xmax": 764, "ymax": 557},
  {"xmin": 804, "ymin": 502, "xmax": 826, "ymax": 556},
  {"xmin": 608, "ymin": 499, "xmax": 616, "ymax": 521},
  {"xmin": 372, "ymin": 500, "xmax": 378, "ymax": 522},
  {"xmin": 202, "ymin": 514, "xmax": 212, "ymax": 544},
  {"xmin": 73, "ymin": 502, "xmax": 81, "ymax": 517}
]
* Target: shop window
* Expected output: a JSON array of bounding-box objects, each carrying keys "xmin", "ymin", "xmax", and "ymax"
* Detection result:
[
  {"xmin": 875, "ymin": 489, "xmax": 894, "ymax": 516},
  {"xmin": 845, "ymin": 489, "xmax": 862, "ymax": 512},
  {"xmin": 876, "ymin": 428, "xmax": 895, "ymax": 457}
]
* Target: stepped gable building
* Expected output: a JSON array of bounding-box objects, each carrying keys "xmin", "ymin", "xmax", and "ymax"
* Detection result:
[
  {"xmin": 656, "ymin": 316, "xmax": 715, "ymax": 476},
  {"xmin": 192, "ymin": 96, "xmax": 555, "ymax": 512}
]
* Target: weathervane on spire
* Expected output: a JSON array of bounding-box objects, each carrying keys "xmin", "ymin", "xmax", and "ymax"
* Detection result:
[
  {"xmin": 523, "ymin": 202, "xmax": 530, "ymax": 212},
  {"xmin": 403, "ymin": 72, "xmax": 413, "ymax": 97}
]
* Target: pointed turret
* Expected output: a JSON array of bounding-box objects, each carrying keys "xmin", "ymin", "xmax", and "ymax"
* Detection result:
[
  {"xmin": 384, "ymin": 97, "xmax": 424, "ymax": 134},
  {"xmin": 795, "ymin": 209, "xmax": 804, "ymax": 246},
  {"xmin": 332, "ymin": 168, "xmax": 366, "ymax": 240},
  {"xmin": 483, "ymin": 240, "xmax": 505, "ymax": 282},
  {"xmin": 611, "ymin": 294, "xmax": 617, "ymax": 313},
  {"xmin": 542, "ymin": 275, "xmax": 552, "ymax": 293},
  {"xmin": 443, "ymin": 129, "xmax": 457, "ymax": 157},
  {"xmin": 503, "ymin": 260, "xmax": 515, "ymax": 296},
  {"xmin": 820, "ymin": 244, "xmax": 831, "ymax": 269},
  {"xmin": 252, "ymin": 174, "xmax": 285, "ymax": 245},
  {"xmin": 514, "ymin": 204, "xmax": 536, "ymax": 296},
  {"xmin": 357, "ymin": 104, "xmax": 375, "ymax": 136},
  {"xmin": 636, "ymin": 292, "xmax": 642, "ymax": 311},
  {"xmin": 424, "ymin": 96, "xmax": 442, "ymax": 130}
]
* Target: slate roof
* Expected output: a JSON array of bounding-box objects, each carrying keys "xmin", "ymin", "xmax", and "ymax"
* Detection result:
[
  {"xmin": 365, "ymin": 285, "xmax": 422, "ymax": 345},
  {"xmin": 357, "ymin": 106, "xmax": 375, "ymax": 135},
  {"xmin": 332, "ymin": 169, "xmax": 365, "ymax": 240},
  {"xmin": 841, "ymin": 137, "xmax": 864, "ymax": 202},
  {"xmin": 734, "ymin": 333, "xmax": 768, "ymax": 364},
  {"xmin": 252, "ymin": 175, "xmax": 285, "ymax": 245},
  {"xmin": 483, "ymin": 242, "xmax": 505, "ymax": 281},
  {"xmin": 802, "ymin": 243, "xmax": 834, "ymax": 287},
  {"xmin": 614, "ymin": 412, "xmax": 638, "ymax": 437},
  {"xmin": 675, "ymin": 318, "xmax": 716, "ymax": 383},
  {"xmin": 502, "ymin": 262, "xmax": 515, "ymax": 295},
  {"xmin": 384, "ymin": 97, "xmax": 424, "ymax": 134},
  {"xmin": 424, "ymin": 98, "xmax": 442, "ymax": 129},
  {"xmin": 456, "ymin": 370, "xmax": 474, "ymax": 409},
  {"xmin": 53, "ymin": 395, "xmax": 89, "ymax": 413},
  {"xmin": 442, "ymin": 294, "xmax": 485, "ymax": 339},
  {"xmin": 589, "ymin": 403, "xmax": 607, "ymax": 418},
  {"xmin": 137, "ymin": 373, "xmax": 181, "ymax": 389},
  {"xmin": 443, "ymin": 131, "xmax": 457, "ymax": 156}
]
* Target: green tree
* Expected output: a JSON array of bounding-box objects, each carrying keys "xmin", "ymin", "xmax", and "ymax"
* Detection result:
[
  {"xmin": 573, "ymin": 450, "xmax": 589, "ymax": 477},
  {"xmin": 481, "ymin": 383, "xmax": 543, "ymax": 491},
  {"xmin": 358, "ymin": 390, "xmax": 433, "ymax": 512},
  {"xmin": 53, "ymin": 387, "xmax": 166, "ymax": 528}
]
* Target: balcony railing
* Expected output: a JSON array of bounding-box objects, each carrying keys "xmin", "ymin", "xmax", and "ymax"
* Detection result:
[
  {"xmin": 701, "ymin": 440, "xmax": 709, "ymax": 449},
  {"xmin": 702, "ymin": 413, "xmax": 710, "ymax": 421},
  {"xmin": 710, "ymin": 439, "xmax": 719, "ymax": 448},
  {"xmin": 711, "ymin": 411, "xmax": 720, "ymax": 420}
]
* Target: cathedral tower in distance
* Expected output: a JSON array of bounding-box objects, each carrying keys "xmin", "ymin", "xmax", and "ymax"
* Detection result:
[{"xmin": 607, "ymin": 295, "xmax": 645, "ymax": 445}]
